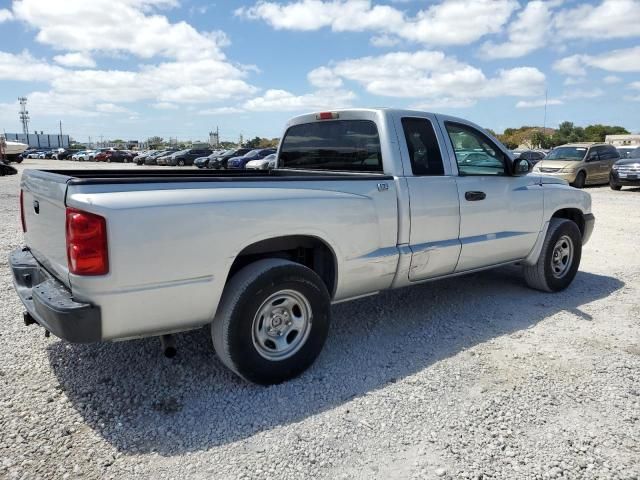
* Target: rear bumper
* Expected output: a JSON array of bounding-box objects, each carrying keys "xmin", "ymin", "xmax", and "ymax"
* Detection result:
[
  {"xmin": 9, "ymin": 248, "xmax": 102, "ymax": 343},
  {"xmin": 583, "ymin": 213, "xmax": 595, "ymax": 245}
]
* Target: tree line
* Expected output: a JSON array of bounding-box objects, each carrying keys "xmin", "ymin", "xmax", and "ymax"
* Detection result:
[{"xmin": 488, "ymin": 123, "xmax": 629, "ymax": 150}]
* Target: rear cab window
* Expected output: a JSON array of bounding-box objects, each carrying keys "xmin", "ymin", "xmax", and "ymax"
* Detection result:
[
  {"xmin": 279, "ymin": 120, "xmax": 383, "ymax": 172},
  {"xmin": 401, "ymin": 117, "xmax": 444, "ymax": 176}
]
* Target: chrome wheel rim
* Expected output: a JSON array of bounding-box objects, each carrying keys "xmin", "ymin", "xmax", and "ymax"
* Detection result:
[
  {"xmin": 252, "ymin": 289, "xmax": 312, "ymax": 360},
  {"xmin": 551, "ymin": 235, "xmax": 574, "ymax": 279}
]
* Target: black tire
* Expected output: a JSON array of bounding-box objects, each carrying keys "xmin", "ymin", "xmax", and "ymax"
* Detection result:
[
  {"xmin": 523, "ymin": 218, "xmax": 582, "ymax": 292},
  {"xmin": 178, "ymin": 159, "xmax": 185, "ymax": 166},
  {"xmin": 571, "ymin": 171, "xmax": 586, "ymax": 188},
  {"xmin": 212, "ymin": 259, "xmax": 331, "ymax": 385},
  {"xmin": 610, "ymin": 179, "xmax": 622, "ymax": 191}
]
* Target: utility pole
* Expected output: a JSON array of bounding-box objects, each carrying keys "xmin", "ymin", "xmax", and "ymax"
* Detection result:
[
  {"xmin": 59, "ymin": 120, "xmax": 63, "ymax": 147},
  {"xmin": 543, "ymin": 89, "xmax": 548, "ymax": 132},
  {"xmin": 18, "ymin": 97, "xmax": 30, "ymax": 136},
  {"xmin": 239, "ymin": 133, "xmax": 243, "ymax": 147}
]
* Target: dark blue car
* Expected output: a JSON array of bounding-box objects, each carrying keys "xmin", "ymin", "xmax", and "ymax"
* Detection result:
[{"xmin": 227, "ymin": 148, "xmax": 276, "ymax": 169}]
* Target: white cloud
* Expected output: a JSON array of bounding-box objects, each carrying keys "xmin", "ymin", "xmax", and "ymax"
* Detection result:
[
  {"xmin": 411, "ymin": 98, "xmax": 477, "ymax": 109},
  {"xmin": 516, "ymin": 98, "xmax": 563, "ymax": 108},
  {"xmin": 236, "ymin": 0, "xmax": 518, "ymax": 46},
  {"xmin": 479, "ymin": 1, "xmax": 552, "ymax": 59},
  {"xmin": 554, "ymin": 47, "xmax": 640, "ymax": 76},
  {"xmin": 0, "ymin": 50, "xmax": 66, "ymax": 81},
  {"xmin": 12, "ymin": 0, "xmax": 228, "ymax": 61},
  {"xmin": 307, "ymin": 66, "xmax": 343, "ymax": 88},
  {"xmin": 53, "ymin": 52, "xmax": 96, "ymax": 68},
  {"xmin": 95, "ymin": 103, "xmax": 132, "ymax": 113},
  {"xmin": 553, "ymin": 54, "xmax": 588, "ymax": 76},
  {"xmin": 199, "ymin": 106, "xmax": 246, "ymax": 115},
  {"xmin": 563, "ymin": 77, "xmax": 585, "ymax": 86},
  {"xmin": 321, "ymin": 51, "xmax": 545, "ymax": 106},
  {"xmin": 152, "ymin": 102, "xmax": 179, "ymax": 110},
  {"xmin": 630, "ymin": 81, "xmax": 640, "ymax": 90},
  {"xmin": 0, "ymin": 8, "xmax": 13, "ymax": 22},
  {"xmin": 563, "ymin": 88, "xmax": 604, "ymax": 99},
  {"xmin": 243, "ymin": 88, "xmax": 356, "ymax": 112},
  {"xmin": 554, "ymin": 0, "xmax": 640, "ymax": 40},
  {"xmin": 370, "ymin": 35, "xmax": 401, "ymax": 48},
  {"xmin": 603, "ymin": 75, "xmax": 622, "ymax": 84}
]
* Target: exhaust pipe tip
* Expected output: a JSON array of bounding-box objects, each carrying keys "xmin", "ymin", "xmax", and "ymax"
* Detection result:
[{"xmin": 160, "ymin": 334, "xmax": 177, "ymax": 358}]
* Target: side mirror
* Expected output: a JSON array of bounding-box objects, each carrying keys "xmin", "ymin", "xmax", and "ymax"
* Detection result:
[{"xmin": 516, "ymin": 158, "xmax": 532, "ymax": 174}]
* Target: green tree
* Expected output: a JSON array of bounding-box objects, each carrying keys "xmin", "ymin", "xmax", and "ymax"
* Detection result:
[{"xmin": 583, "ymin": 124, "xmax": 629, "ymax": 142}]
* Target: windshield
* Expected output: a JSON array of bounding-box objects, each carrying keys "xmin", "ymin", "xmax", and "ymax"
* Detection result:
[{"xmin": 545, "ymin": 147, "xmax": 587, "ymax": 161}]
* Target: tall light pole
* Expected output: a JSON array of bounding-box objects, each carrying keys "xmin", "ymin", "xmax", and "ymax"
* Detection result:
[{"xmin": 18, "ymin": 97, "xmax": 30, "ymax": 135}]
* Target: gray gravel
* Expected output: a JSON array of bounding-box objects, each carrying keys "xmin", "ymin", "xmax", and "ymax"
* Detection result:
[{"xmin": 1, "ymin": 159, "xmax": 639, "ymax": 479}]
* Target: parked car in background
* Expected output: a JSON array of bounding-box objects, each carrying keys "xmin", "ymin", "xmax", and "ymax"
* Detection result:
[
  {"xmin": 71, "ymin": 150, "xmax": 90, "ymax": 161},
  {"xmin": 26, "ymin": 151, "xmax": 44, "ymax": 159},
  {"xmin": 134, "ymin": 151, "xmax": 154, "ymax": 164},
  {"xmin": 156, "ymin": 149, "xmax": 185, "ymax": 166},
  {"xmin": 53, "ymin": 149, "xmax": 80, "ymax": 160},
  {"xmin": 168, "ymin": 148, "xmax": 213, "ymax": 166},
  {"xmin": 615, "ymin": 146, "xmax": 640, "ymax": 159},
  {"xmin": 76, "ymin": 150, "xmax": 99, "ymax": 162},
  {"xmin": 208, "ymin": 148, "xmax": 252, "ymax": 169},
  {"xmin": 513, "ymin": 150, "xmax": 546, "ymax": 164},
  {"xmin": 246, "ymin": 153, "xmax": 277, "ymax": 170},
  {"xmin": 228, "ymin": 148, "xmax": 277, "ymax": 169},
  {"xmin": 194, "ymin": 152, "xmax": 217, "ymax": 168},
  {"xmin": 532, "ymin": 143, "xmax": 620, "ymax": 188},
  {"xmin": 610, "ymin": 147, "xmax": 640, "ymax": 190},
  {"xmin": 145, "ymin": 150, "xmax": 175, "ymax": 165}
]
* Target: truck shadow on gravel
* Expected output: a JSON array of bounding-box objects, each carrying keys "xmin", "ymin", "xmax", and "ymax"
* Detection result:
[{"xmin": 47, "ymin": 268, "xmax": 623, "ymax": 455}]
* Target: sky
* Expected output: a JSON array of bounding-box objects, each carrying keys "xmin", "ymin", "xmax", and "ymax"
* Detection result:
[{"xmin": 0, "ymin": 0, "xmax": 639, "ymax": 143}]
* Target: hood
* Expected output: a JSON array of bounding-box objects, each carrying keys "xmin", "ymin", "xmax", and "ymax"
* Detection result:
[
  {"xmin": 535, "ymin": 160, "xmax": 581, "ymax": 170},
  {"xmin": 614, "ymin": 157, "xmax": 640, "ymax": 166}
]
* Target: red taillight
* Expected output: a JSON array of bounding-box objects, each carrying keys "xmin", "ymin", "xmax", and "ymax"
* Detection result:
[
  {"xmin": 316, "ymin": 112, "xmax": 339, "ymax": 120},
  {"xmin": 20, "ymin": 189, "xmax": 27, "ymax": 233},
  {"xmin": 65, "ymin": 208, "xmax": 109, "ymax": 275}
]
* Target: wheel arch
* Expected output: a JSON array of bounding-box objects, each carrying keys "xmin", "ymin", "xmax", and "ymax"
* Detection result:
[
  {"xmin": 225, "ymin": 235, "xmax": 338, "ymax": 298},
  {"xmin": 551, "ymin": 208, "xmax": 585, "ymax": 237}
]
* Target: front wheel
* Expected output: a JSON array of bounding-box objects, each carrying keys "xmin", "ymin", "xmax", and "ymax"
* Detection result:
[
  {"xmin": 610, "ymin": 178, "xmax": 622, "ymax": 191},
  {"xmin": 212, "ymin": 259, "xmax": 331, "ymax": 385},
  {"xmin": 523, "ymin": 218, "xmax": 582, "ymax": 292},
  {"xmin": 177, "ymin": 159, "xmax": 185, "ymax": 166},
  {"xmin": 571, "ymin": 171, "xmax": 586, "ymax": 188}
]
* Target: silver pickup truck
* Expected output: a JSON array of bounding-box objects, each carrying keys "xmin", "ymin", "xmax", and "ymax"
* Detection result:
[{"xmin": 10, "ymin": 109, "xmax": 594, "ymax": 384}]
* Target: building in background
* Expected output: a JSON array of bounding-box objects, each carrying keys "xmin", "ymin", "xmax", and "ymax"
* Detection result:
[
  {"xmin": 605, "ymin": 134, "xmax": 640, "ymax": 146},
  {"xmin": 4, "ymin": 132, "xmax": 70, "ymax": 148}
]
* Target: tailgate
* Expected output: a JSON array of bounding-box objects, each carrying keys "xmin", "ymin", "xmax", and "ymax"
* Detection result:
[{"xmin": 21, "ymin": 170, "xmax": 72, "ymax": 288}]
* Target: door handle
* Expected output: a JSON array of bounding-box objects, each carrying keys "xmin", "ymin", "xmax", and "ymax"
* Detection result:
[{"xmin": 465, "ymin": 191, "xmax": 486, "ymax": 201}]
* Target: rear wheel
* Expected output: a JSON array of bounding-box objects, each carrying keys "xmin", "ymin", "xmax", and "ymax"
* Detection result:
[
  {"xmin": 212, "ymin": 259, "xmax": 331, "ymax": 385},
  {"xmin": 571, "ymin": 171, "xmax": 586, "ymax": 188},
  {"xmin": 178, "ymin": 159, "xmax": 185, "ymax": 166},
  {"xmin": 523, "ymin": 218, "xmax": 582, "ymax": 292}
]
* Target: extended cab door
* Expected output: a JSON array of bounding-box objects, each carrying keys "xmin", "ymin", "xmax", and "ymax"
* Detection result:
[
  {"xmin": 437, "ymin": 118, "xmax": 543, "ymax": 272},
  {"xmin": 394, "ymin": 114, "xmax": 461, "ymax": 281}
]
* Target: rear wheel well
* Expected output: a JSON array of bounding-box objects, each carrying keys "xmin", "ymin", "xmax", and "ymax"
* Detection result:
[
  {"xmin": 226, "ymin": 236, "xmax": 337, "ymax": 298},
  {"xmin": 551, "ymin": 208, "xmax": 585, "ymax": 237}
]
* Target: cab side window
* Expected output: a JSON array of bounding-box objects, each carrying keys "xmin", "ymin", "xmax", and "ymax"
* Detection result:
[
  {"xmin": 445, "ymin": 122, "xmax": 507, "ymax": 176},
  {"xmin": 401, "ymin": 117, "xmax": 444, "ymax": 176}
]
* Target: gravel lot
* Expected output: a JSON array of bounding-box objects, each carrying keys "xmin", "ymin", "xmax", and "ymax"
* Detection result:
[{"xmin": 1, "ymin": 159, "xmax": 639, "ymax": 480}]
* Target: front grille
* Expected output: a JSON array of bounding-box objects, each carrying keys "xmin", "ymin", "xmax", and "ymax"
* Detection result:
[
  {"xmin": 540, "ymin": 167, "xmax": 560, "ymax": 173},
  {"xmin": 616, "ymin": 163, "xmax": 640, "ymax": 174}
]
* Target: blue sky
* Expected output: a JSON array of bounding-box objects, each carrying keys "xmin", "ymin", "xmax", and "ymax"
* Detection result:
[{"xmin": 0, "ymin": 0, "xmax": 639, "ymax": 143}]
